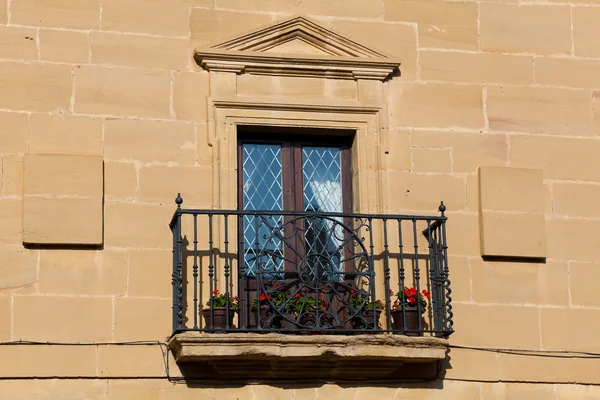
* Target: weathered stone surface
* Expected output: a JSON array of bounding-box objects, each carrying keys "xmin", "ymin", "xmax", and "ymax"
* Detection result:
[
  {"xmin": 29, "ymin": 115, "xmax": 103, "ymax": 155},
  {"xmin": 91, "ymin": 32, "xmax": 188, "ymax": 70},
  {"xmin": 128, "ymin": 250, "xmax": 172, "ymax": 298},
  {"xmin": 104, "ymin": 119, "xmax": 195, "ymax": 163},
  {"xmin": 384, "ymin": 0, "xmax": 478, "ymax": 50},
  {"xmin": 11, "ymin": 0, "xmax": 100, "ymax": 29},
  {"xmin": 390, "ymin": 82, "xmax": 484, "ymax": 129},
  {"xmin": 104, "ymin": 162, "xmax": 137, "ymax": 201},
  {"xmin": 39, "ymin": 29, "xmax": 89, "ymax": 63},
  {"xmin": 479, "ymin": 166, "xmax": 544, "ymax": 213},
  {"xmin": 74, "ymin": 66, "xmax": 170, "ymax": 118},
  {"xmin": 38, "ymin": 250, "xmax": 127, "ymax": 295},
  {"xmin": 24, "ymin": 154, "xmax": 103, "ymax": 197},
  {"xmin": 114, "ymin": 297, "xmax": 172, "ymax": 341},
  {"xmin": 569, "ymin": 262, "xmax": 600, "ymax": 307},
  {"xmin": 480, "ymin": 212, "xmax": 546, "ymax": 258},
  {"xmin": 173, "ymin": 72, "xmax": 209, "ymax": 122},
  {"xmin": 480, "ymin": 3, "xmax": 571, "ymax": 55},
  {"xmin": 0, "ymin": 63, "xmax": 72, "ymax": 112},
  {"xmin": 573, "ymin": 7, "xmax": 600, "ymax": 58},
  {"xmin": 104, "ymin": 203, "xmax": 173, "ymax": 248},
  {"xmin": 0, "ymin": 347, "xmax": 98, "ymax": 378},
  {"xmin": 0, "ymin": 26, "xmax": 37, "ymax": 61},
  {"xmin": 0, "ymin": 296, "xmax": 9, "ymax": 341},
  {"xmin": 0, "ymin": 112, "xmax": 29, "ymax": 155},
  {"xmin": 22, "ymin": 197, "xmax": 103, "ymax": 245},
  {"xmin": 0, "ymin": 199, "xmax": 22, "ymax": 244},
  {"xmin": 138, "ymin": 166, "xmax": 212, "ymax": 206},
  {"xmin": 98, "ymin": 346, "xmax": 166, "ymax": 377},
  {"xmin": 0, "ymin": 245, "xmax": 36, "ymax": 290},
  {"xmin": 487, "ymin": 86, "xmax": 593, "ymax": 135},
  {"xmin": 1, "ymin": 156, "xmax": 23, "ymax": 196},
  {"xmin": 13, "ymin": 295, "xmax": 112, "ymax": 341}
]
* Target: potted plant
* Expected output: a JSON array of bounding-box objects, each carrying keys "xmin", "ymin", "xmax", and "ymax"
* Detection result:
[
  {"xmin": 390, "ymin": 287, "xmax": 430, "ymax": 336},
  {"xmin": 250, "ymin": 286, "xmax": 288, "ymax": 329},
  {"xmin": 286, "ymin": 292, "xmax": 330, "ymax": 328},
  {"xmin": 348, "ymin": 289, "xmax": 384, "ymax": 330},
  {"xmin": 202, "ymin": 289, "xmax": 239, "ymax": 330}
]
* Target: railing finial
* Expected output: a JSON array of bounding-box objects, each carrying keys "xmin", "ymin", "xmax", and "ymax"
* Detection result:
[
  {"xmin": 176, "ymin": 193, "xmax": 183, "ymax": 208},
  {"xmin": 439, "ymin": 201, "xmax": 446, "ymax": 216}
]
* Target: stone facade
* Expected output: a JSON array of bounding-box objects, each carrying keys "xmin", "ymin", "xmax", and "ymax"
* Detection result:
[{"xmin": 0, "ymin": 0, "xmax": 599, "ymax": 398}]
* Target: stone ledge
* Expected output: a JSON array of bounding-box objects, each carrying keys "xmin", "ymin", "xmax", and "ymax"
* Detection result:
[{"xmin": 168, "ymin": 332, "xmax": 448, "ymax": 380}]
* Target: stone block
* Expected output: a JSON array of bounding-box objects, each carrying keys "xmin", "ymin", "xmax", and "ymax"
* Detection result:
[
  {"xmin": 29, "ymin": 114, "xmax": 103, "ymax": 155},
  {"xmin": 0, "ymin": 199, "xmax": 22, "ymax": 244},
  {"xmin": 138, "ymin": 166, "xmax": 212, "ymax": 206},
  {"xmin": 479, "ymin": 166, "xmax": 544, "ymax": 213},
  {"xmin": 555, "ymin": 384, "xmax": 600, "ymax": 399},
  {"xmin": 104, "ymin": 203, "xmax": 173, "ymax": 248},
  {"xmin": 332, "ymin": 21, "xmax": 418, "ymax": 81},
  {"xmin": 573, "ymin": 7, "xmax": 600, "ymax": 58},
  {"xmin": 570, "ymin": 262, "xmax": 600, "ymax": 307},
  {"xmin": 128, "ymin": 250, "xmax": 172, "ymax": 298},
  {"xmin": 103, "ymin": 0, "xmax": 213, "ymax": 36},
  {"xmin": 498, "ymin": 353, "xmax": 600, "ymax": 384},
  {"xmin": 114, "ymin": 297, "xmax": 171, "ymax": 341},
  {"xmin": 0, "ymin": 112, "xmax": 29, "ymax": 154},
  {"xmin": 190, "ymin": 9, "xmax": 275, "ymax": 49},
  {"xmin": 420, "ymin": 51, "xmax": 533, "ymax": 85},
  {"xmin": 98, "ymin": 345, "xmax": 166, "ymax": 377},
  {"xmin": 390, "ymin": 82, "xmax": 483, "ymax": 129},
  {"xmin": 0, "ymin": 347, "xmax": 97, "ymax": 378},
  {"xmin": 451, "ymin": 303, "xmax": 540, "ymax": 349},
  {"xmin": 217, "ymin": 0, "xmax": 381, "ymax": 18},
  {"xmin": 108, "ymin": 380, "xmax": 168, "ymax": 400},
  {"xmin": 411, "ymin": 131, "xmax": 507, "ymax": 173},
  {"xmin": 540, "ymin": 308, "xmax": 600, "ymax": 352},
  {"xmin": 445, "ymin": 213, "xmax": 480, "ymax": 257},
  {"xmin": 237, "ymin": 75, "xmax": 326, "ymax": 99},
  {"xmin": 536, "ymin": 57, "xmax": 600, "ymax": 89},
  {"xmin": 0, "ymin": 296, "xmax": 9, "ymax": 341},
  {"xmin": 447, "ymin": 256, "xmax": 471, "ymax": 302},
  {"xmin": 91, "ymin": 32, "xmax": 188, "ymax": 70},
  {"xmin": 39, "ymin": 29, "xmax": 89, "ymax": 63},
  {"xmin": 104, "ymin": 119, "xmax": 195, "ymax": 163},
  {"xmin": 538, "ymin": 262, "xmax": 569, "ymax": 306},
  {"xmin": 0, "ymin": 26, "xmax": 37, "ymax": 61},
  {"xmin": 22, "ymin": 197, "xmax": 103, "ymax": 245},
  {"xmin": 13, "ymin": 295, "xmax": 112, "ymax": 341},
  {"xmin": 553, "ymin": 183, "xmax": 600, "ymax": 218},
  {"xmin": 383, "ymin": 130, "xmax": 411, "ymax": 171},
  {"xmin": 385, "ymin": 171, "xmax": 466, "ymax": 212},
  {"xmin": 173, "ymin": 72, "xmax": 209, "ymax": 122},
  {"xmin": 546, "ymin": 219, "xmax": 600, "ymax": 262},
  {"xmin": 38, "ymin": 250, "xmax": 127, "ymax": 296},
  {"xmin": 11, "ymin": 0, "xmax": 100, "ymax": 29},
  {"xmin": 411, "ymin": 147, "xmax": 452, "ymax": 173},
  {"xmin": 480, "ymin": 4, "xmax": 571, "ymax": 55},
  {"xmin": 383, "ymin": 0, "xmax": 478, "ymax": 50},
  {"xmin": 509, "ymin": 135, "xmax": 600, "ymax": 181},
  {"xmin": 0, "ymin": 63, "xmax": 71, "ymax": 112},
  {"xmin": 105, "ymin": 162, "xmax": 137, "ymax": 201},
  {"xmin": 471, "ymin": 259, "xmax": 544, "ymax": 305},
  {"xmin": 465, "ymin": 174, "xmax": 479, "ymax": 212},
  {"xmin": 480, "ymin": 212, "xmax": 546, "ymax": 258},
  {"xmin": 2, "ymin": 156, "xmax": 23, "ymax": 196},
  {"xmin": 487, "ymin": 86, "xmax": 593, "ymax": 135},
  {"xmin": 0, "ymin": 0, "xmax": 5, "ymax": 24},
  {"xmin": 480, "ymin": 383, "xmax": 555, "ymax": 400},
  {"xmin": 443, "ymin": 347, "xmax": 499, "ymax": 381},
  {"xmin": 74, "ymin": 66, "xmax": 170, "ymax": 118},
  {"xmin": 24, "ymin": 154, "xmax": 103, "ymax": 197}
]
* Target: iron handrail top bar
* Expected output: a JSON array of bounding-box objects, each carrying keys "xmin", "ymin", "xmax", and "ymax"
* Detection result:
[{"xmin": 169, "ymin": 209, "xmax": 447, "ymax": 229}]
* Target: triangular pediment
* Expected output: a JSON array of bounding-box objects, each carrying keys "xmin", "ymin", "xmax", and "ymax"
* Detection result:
[{"xmin": 195, "ymin": 16, "xmax": 400, "ymax": 81}]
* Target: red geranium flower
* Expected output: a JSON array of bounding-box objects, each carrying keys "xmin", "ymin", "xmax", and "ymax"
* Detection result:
[
  {"xmin": 294, "ymin": 293, "xmax": 301, "ymax": 299},
  {"xmin": 212, "ymin": 289, "xmax": 219, "ymax": 295},
  {"xmin": 422, "ymin": 290, "xmax": 431, "ymax": 299},
  {"xmin": 259, "ymin": 293, "xmax": 267, "ymax": 301}
]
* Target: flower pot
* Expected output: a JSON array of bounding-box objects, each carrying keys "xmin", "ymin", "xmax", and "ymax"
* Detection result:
[
  {"xmin": 351, "ymin": 309, "xmax": 381, "ymax": 331},
  {"xmin": 202, "ymin": 307, "xmax": 234, "ymax": 330},
  {"xmin": 391, "ymin": 308, "xmax": 423, "ymax": 336},
  {"xmin": 250, "ymin": 305, "xmax": 274, "ymax": 329}
]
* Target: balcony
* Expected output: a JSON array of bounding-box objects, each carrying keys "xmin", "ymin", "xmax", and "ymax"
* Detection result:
[{"xmin": 167, "ymin": 195, "xmax": 453, "ymax": 379}]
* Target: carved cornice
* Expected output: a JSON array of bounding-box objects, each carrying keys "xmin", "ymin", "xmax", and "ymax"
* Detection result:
[{"xmin": 195, "ymin": 15, "xmax": 400, "ymax": 81}]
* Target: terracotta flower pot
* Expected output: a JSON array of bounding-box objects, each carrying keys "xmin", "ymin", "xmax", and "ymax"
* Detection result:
[
  {"xmin": 391, "ymin": 307, "xmax": 423, "ymax": 336},
  {"xmin": 351, "ymin": 309, "xmax": 381, "ymax": 331},
  {"xmin": 202, "ymin": 307, "xmax": 234, "ymax": 330}
]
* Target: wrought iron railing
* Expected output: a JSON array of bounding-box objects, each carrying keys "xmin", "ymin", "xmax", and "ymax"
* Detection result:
[{"xmin": 169, "ymin": 194, "xmax": 453, "ymax": 337}]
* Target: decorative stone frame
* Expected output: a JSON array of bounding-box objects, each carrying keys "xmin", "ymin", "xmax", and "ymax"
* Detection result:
[{"xmin": 168, "ymin": 15, "xmax": 449, "ymax": 379}]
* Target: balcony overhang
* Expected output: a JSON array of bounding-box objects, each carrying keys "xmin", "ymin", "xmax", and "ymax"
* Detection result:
[{"xmin": 168, "ymin": 332, "xmax": 449, "ymax": 380}]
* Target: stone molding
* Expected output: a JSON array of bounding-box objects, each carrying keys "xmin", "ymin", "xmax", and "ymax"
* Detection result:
[
  {"xmin": 168, "ymin": 332, "xmax": 448, "ymax": 379},
  {"xmin": 195, "ymin": 15, "xmax": 400, "ymax": 80}
]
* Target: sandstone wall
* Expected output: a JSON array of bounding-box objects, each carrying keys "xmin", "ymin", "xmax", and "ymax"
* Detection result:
[{"xmin": 0, "ymin": 0, "xmax": 598, "ymax": 398}]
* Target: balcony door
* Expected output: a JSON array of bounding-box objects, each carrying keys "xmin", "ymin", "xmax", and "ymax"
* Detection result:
[{"xmin": 238, "ymin": 134, "xmax": 352, "ymax": 279}]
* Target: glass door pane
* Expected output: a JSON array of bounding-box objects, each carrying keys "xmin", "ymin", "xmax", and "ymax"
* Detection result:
[
  {"xmin": 242, "ymin": 144, "xmax": 284, "ymax": 276},
  {"xmin": 301, "ymin": 147, "xmax": 343, "ymax": 281}
]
